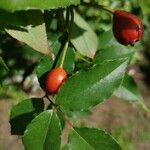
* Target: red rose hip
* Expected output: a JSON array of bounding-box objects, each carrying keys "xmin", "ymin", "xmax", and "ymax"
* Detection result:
[
  {"xmin": 112, "ymin": 10, "xmax": 144, "ymax": 46},
  {"xmin": 45, "ymin": 67, "xmax": 67, "ymax": 94}
]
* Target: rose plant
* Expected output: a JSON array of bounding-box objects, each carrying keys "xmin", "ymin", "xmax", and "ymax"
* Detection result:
[{"xmin": 0, "ymin": 0, "xmax": 149, "ymax": 150}]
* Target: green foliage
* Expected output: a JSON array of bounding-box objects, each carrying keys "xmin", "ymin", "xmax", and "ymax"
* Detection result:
[
  {"xmin": 111, "ymin": 127, "xmax": 134, "ymax": 150},
  {"xmin": 0, "ymin": 0, "xmax": 149, "ymax": 149},
  {"xmin": 36, "ymin": 55, "xmax": 53, "ymax": 79},
  {"xmin": 68, "ymin": 127, "xmax": 121, "ymax": 150},
  {"xmin": 140, "ymin": 0, "xmax": 150, "ymax": 14},
  {"xmin": 10, "ymin": 98, "xmax": 44, "ymax": 135},
  {"xmin": 70, "ymin": 12, "xmax": 98, "ymax": 58},
  {"xmin": 0, "ymin": 0, "xmax": 80, "ymax": 12},
  {"xmin": 56, "ymin": 59, "xmax": 128, "ymax": 111},
  {"xmin": 5, "ymin": 10, "xmax": 50, "ymax": 55},
  {"xmin": 23, "ymin": 110, "xmax": 62, "ymax": 150},
  {"xmin": 0, "ymin": 85, "xmax": 27, "ymax": 102},
  {"xmin": 114, "ymin": 73, "xmax": 143, "ymax": 102},
  {"xmin": 0, "ymin": 10, "xmax": 28, "ymax": 27}
]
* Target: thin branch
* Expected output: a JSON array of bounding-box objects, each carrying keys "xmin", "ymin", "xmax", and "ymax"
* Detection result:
[
  {"xmin": 58, "ymin": 108, "xmax": 74, "ymax": 128},
  {"xmin": 45, "ymin": 95, "xmax": 58, "ymax": 107},
  {"xmin": 44, "ymin": 94, "xmax": 74, "ymax": 128}
]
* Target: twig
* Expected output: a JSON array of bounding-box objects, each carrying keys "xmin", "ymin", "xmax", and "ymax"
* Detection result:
[{"xmin": 44, "ymin": 94, "xmax": 74, "ymax": 128}]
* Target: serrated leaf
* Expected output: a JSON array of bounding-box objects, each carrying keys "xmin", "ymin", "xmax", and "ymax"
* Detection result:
[
  {"xmin": 68, "ymin": 127, "xmax": 121, "ymax": 150},
  {"xmin": 93, "ymin": 45, "xmax": 135, "ymax": 64},
  {"xmin": 56, "ymin": 59, "xmax": 128, "ymax": 111},
  {"xmin": 23, "ymin": 110, "xmax": 62, "ymax": 150},
  {"xmin": 0, "ymin": 56, "xmax": 9, "ymax": 71},
  {"xmin": 0, "ymin": 0, "xmax": 80, "ymax": 12},
  {"xmin": 114, "ymin": 74, "xmax": 143, "ymax": 102},
  {"xmin": 5, "ymin": 10, "xmax": 51, "ymax": 56},
  {"xmin": 10, "ymin": 98, "xmax": 44, "ymax": 135},
  {"xmin": 70, "ymin": 12, "xmax": 98, "ymax": 58}
]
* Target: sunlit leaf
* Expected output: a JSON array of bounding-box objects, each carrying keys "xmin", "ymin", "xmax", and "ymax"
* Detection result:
[{"xmin": 23, "ymin": 110, "xmax": 62, "ymax": 150}]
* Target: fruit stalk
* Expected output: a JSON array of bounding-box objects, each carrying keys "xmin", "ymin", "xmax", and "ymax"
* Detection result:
[{"xmin": 60, "ymin": 40, "xmax": 69, "ymax": 68}]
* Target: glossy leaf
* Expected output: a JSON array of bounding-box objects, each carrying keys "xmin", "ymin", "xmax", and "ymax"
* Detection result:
[
  {"xmin": 23, "ymin": 110, "xmax": 62, "ymax": 150},
  {"xmin": 5, "ymin": 10, "xmax": 51, "ymax": 56},
  {"xmin": 114, "ymin": 74, "xmax": 143, "ymax": 102},
  {"xmin": 0, "ymin": 0, "xmax": 80, "ymax": 12},
  {"xmin": 93, "ymin": 45, "xmax": 135, "ymax": 64},
  {"xmin": 70, "ymin": 12, "xmax": 98, "ymax": 58},
  {"xmin": 10, "ymin": 98, "xmax": 44, "ymax": 135},
  {"xmin": 56, "ymin": 59, "xmax": 128, "ymax": 111},
  {"xmin": 68, "ymin": 127, "xmax": 121, "ymax": 150}
]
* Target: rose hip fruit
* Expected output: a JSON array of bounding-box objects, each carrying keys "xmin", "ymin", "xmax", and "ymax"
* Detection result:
[
  {"xmin": 45, "ymin": 67, "xmax": 67, "ymax": 94},
  {"xmin": 113, "ymin": 10, "xmax": 144, "ymax": 46}
]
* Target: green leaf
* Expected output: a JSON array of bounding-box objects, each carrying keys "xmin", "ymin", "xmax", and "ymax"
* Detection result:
[
  {"xmin": 70, "ymin": 12, "xmax": 98, "ymax": 58},
  {"xmin": 23, "ymin": 110, "xmax": 62, "ymax": 150},
  {"xmin": 98, "ymin": 30, "xmax": 116, "ymax": 49},
  {"xmin": 10, "ymin": 98, "xmax": 44, "ymax": 135},
  {"xmin": 56, "ymin": 59, "xmax": 128, "ymax": 111},
  {"xmin": 0, "ymin": 56, "xmax": 9, "ymax": 71},
  {"xmin": 114, "ymin": 74, "xmax": 143, "ymax": 102},
  {"xmin": 57, "ymin": 111, "xmax": 65, "ymax": 130},
  {"xmin": 36, "ymin": 55, "xmax": 53, "ymax": 78},
  {"xmin": 93, "ymin": 45, "xmax": 135, "ymax": 64},
  {"xmin": 68, "ymin": 127, "xmax": 121, "ymax": 150},
  {"xmin": 0, "ymin": 0, "xmax": 80, "ymax": 12},
  {"xmin": 56, "ymin": 47, "xmax": 75, "ymax": 74},
  {"xmin": 36, "ymin": 55, "xmax": 53, "ymax": 89},
  {"xmin": 48, "ymin": 33, "xmax": 75, "ymax": 74},
  {"xmin": 0, "ymin": 10, "xmax": 27, "ymax": 27},
  {"xmin": 5, "ymin": 10, "xmax": 51, "ymax": 56},
  {"xmin": 63, "ymin": 47, "xmax": 75, "ymax": 74},
  {"xmin": 48, "ymin": 33, "xmax": 62, "ymax": 56}
]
